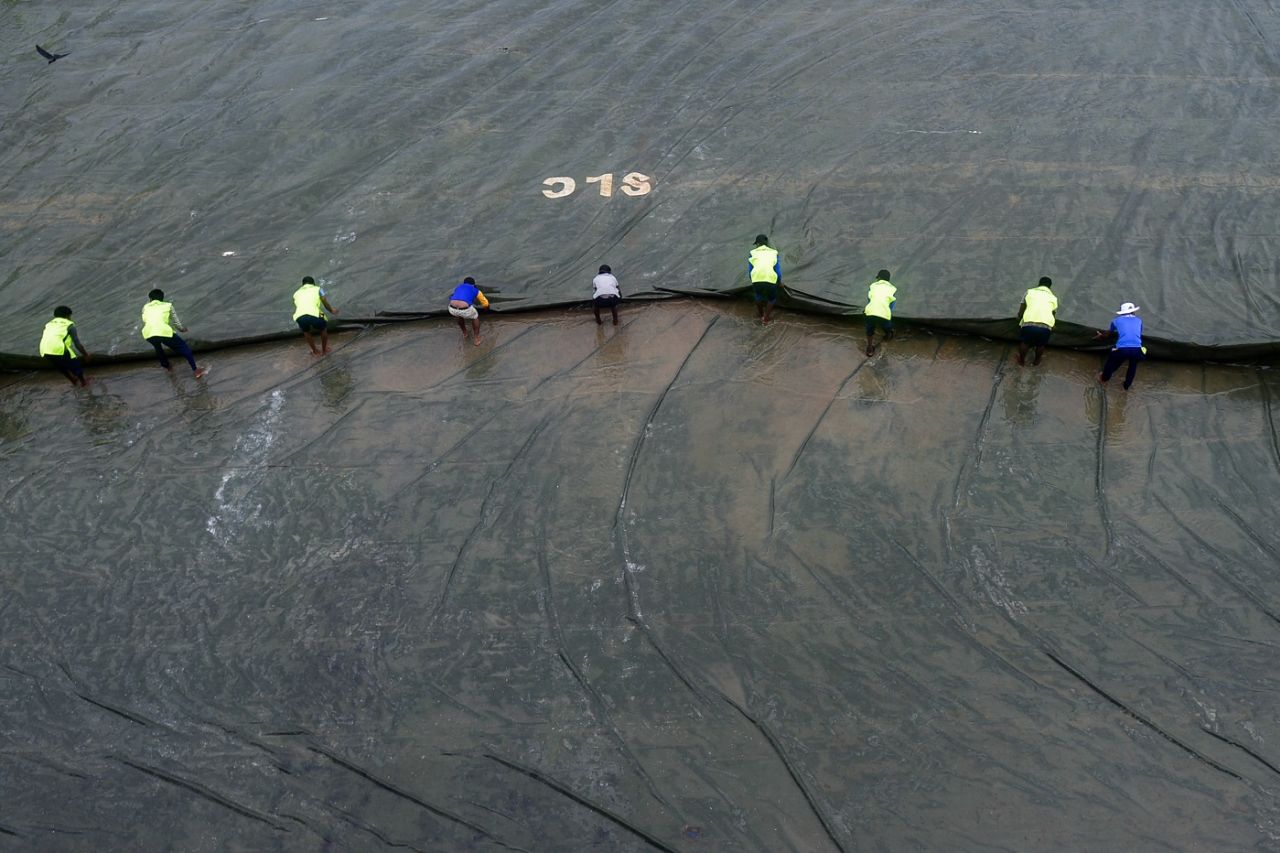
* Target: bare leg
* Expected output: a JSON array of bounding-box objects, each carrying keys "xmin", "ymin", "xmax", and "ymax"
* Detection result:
[
  {"xmin": 471, "ymin": 317, "xmax": 482, "ymax": 345},
  {"xmin": 755, "ymin": 301, "xmax": 764, "ymax": 319},
  {"xmin": 866, "ymin": 334, "xmax": 876, "ymax": 357},
  {"xmin": 1033, "ymin": 345, "xmax": 1045, "ymax": 366},
  {"xmin": 456, "ymin": 316, "xmax": 470, "ymax": 340},
  {"xmin": 611, "ymin": 304, "xmax": 619, "ymax": 325},
  {"xmin": 303, "ymin": 330, "xmax": 321, "ymax": 355},
  {"xmin": 594, "ymin": 304, "xmax": 602, "ymax": 324},
  {"xmin": 320, "ymin": 328, "xmax": 330, "ymax": 354},
  {"xmin": 1016, "ymin": 341, "xmax": 1028, "ymax": 366},
  {"xmin": 761, "ymin": 303, "xmax": 775, "ymax": 324}
]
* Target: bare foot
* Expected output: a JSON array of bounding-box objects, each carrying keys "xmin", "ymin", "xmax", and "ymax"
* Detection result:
[
  {"xmin": 612, "ymin": 318, "xmax": 619, "ymax": 326},
  {"xmin": 473, "ymin": 336, "xmax": 483, "ymax": 346},
  {"xmin": 1096, "ymin": 373, "xmax": 1106, "ymax": 383},
  {"xmin": 866, "ymin": 345, "xmax": 876, "ymax": 357},
  {"xmin": 194, "ymin": 367, "xmax": 208, "ymax": 379}
]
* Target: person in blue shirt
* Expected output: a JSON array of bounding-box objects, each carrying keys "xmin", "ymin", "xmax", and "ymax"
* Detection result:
[
  {"xmin": 448, "ymin": 276, "xmax": 490, "ymax": 345},
  {"xmin": 1095, "ymin": 302, "xmax": 1145, "ymax": 390}
]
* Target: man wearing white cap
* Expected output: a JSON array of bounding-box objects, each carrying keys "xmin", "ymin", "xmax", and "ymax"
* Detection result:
[{"xmin": 1094, "ymin": 302, "xmax": 1144, "ymax": 390}]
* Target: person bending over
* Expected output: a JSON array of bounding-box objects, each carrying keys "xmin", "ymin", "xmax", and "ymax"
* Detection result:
[
  {"xmin": 449, "ymin": 276, "xmax": 489, "ymax": 344},
  {"xmin": 592, "ymin": 264, "xmax": 621, "ymax": 325},
  {"xmin": 39, "ymin": 305, "xmax": 90, "ymax": 387},
  {"xmin": 748, "ymin": 234, "xmax": 782, "ymax": 324},
  {"xmin": 1017, "ymin": 276, "xmax": 1058, "ymax": 366},
  {"xmin": 865, "ymin": 270, "xmax": 897, "ymax": 356},
  {"xmin": 292, "ymin": 276, "xmax": 339, "ymax": 355},
  {"xmin": 141, "ymin": 289, "xmax": 207, "ymax": 378},
  {"xmin": 1095, "ymin": 302, "xmax": 1145, "ymax": 390}
]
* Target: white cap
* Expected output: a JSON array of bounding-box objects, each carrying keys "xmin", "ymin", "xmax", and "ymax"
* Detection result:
[{"xmin": 1116, "ymin": 302, "xmax": 1140, "ymax": 315}]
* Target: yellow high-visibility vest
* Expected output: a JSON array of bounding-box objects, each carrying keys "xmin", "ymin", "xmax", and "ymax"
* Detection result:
[
  {"xmin": 749, "ymin": 246, "xmax": 779, "ymax": 284},
  {"xmin": 39, "ymin": 317, "xmax": 76, "ymax": 357},
  {"xmin": 1021, "ymin": 286, "xmax": 1058, "ymax": 327},
  {"xmin": 141, "ymin": 300, "xmax": 174, "ymax": 339},
  {"xmin": 866, "ymin": 280, "xmax": 897, "ymax": 320},
  {"xmin": 293, "ymin": 284, "xmax": 324, "ymax": 320}
]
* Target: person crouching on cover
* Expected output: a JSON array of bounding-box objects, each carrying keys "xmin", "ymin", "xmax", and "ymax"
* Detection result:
[
  {"xmin": 1095, "ymin": 302, "xmax": 1145, "ymax": 390},
  {"xmin": 748, "ymin": 234, "xmax": 782, "ymax": 325},
  {"xmin": 141, "ymin": 289, "xmax": 207, "ymax": 378},
  {"xmin": 1017, "ymin": 276, "xmax": 1058, "ymax": 366},
  {"xmin": 39, "ymin": 305, "xmax": 90, "ymax": 387},
  {"xmin": 865, "ymin": 269, "xmax": 896, "ymax": 357},
  {"xmin": 292, "ymin": 276, "xmax": 339, "ymax": 356},
  {"xmin": 449, "ymin": 276, "xmax": 489, "ymax": 345},
  {"xmin": 592, "ymin": 264, "xmax": 621, "ymax": 325}
]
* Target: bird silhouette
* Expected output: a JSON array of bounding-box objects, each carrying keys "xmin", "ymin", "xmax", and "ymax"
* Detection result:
[{"xmin": 36, "ymin": 45, "xmax": 70, "ymax": 63}]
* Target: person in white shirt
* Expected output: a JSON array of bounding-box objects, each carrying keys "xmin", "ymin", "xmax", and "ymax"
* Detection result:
[{"xmin": 592, "ymin": 264, "xmax": 622, "ymax": 325}]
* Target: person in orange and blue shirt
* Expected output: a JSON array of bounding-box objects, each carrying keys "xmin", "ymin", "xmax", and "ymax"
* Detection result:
[{"xmin": 448, "ymin": 276, "xmax": 490, "ymax": 345}]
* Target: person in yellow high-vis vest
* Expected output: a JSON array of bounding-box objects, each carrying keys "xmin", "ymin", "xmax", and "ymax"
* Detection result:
[
  {"xmin": 1017, "ymin": 277, "xmax": 1058, "ymax": 366},
  {"xmin": 38, "ymin": 305, "xmax": 91, "ymax": 386},
  {"xmin": 748, "ymin": 234, "xmax": 782, "ymax": 324},
  {"xmin": 864, "ymin": 269, "xmax": 897, "ymax": 357},
  {"xmin": 142, "ymin": 289, "xmax": 207, "ymax": 378},
  {"xmin": 293, "ymin": 275, "xmax": 339, "ymax": 355}
]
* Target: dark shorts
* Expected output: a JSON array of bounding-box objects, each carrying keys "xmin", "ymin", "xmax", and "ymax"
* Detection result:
[
  {"xmin": 296, "ymin": 315, "xmax": 327, "ymax": 333},
  {"xmin": 1019, "ymin": 324, "xmax": 1052, "ymax": 346},
  {"xmin": 865, "ymin": 316, "xmax": 892, "ymax": 336},
  {"xmin": 752, "ymin": 282, "xmax": 779, "ymax": 303},
  {"xmin": 594, "ymin": 295, "xmax": 620, "ymax": 308},
  {"xmin": 43, "ymin": 353, "xmax": 84, "ymax": 378}
]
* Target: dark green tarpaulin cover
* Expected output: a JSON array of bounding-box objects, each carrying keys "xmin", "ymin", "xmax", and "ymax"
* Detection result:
[{"xmin": 4, "ymin": 0, "xmax": 1280, "ymax": 849}]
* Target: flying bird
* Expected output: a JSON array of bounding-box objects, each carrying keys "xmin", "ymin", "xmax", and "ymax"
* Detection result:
[{"xmin": 36, "ymin": 45, "xmax": 70, "ymax": 63}]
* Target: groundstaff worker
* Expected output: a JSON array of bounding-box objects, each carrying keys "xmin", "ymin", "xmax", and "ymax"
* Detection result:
[
  {"xmin": 39, "ymin": 305, "xmax": 90, "ymax": 387},
  {"xmin": 293, "ymin": 276, "xmax": 339, "ymax": 356},
  {"xmin": 141, "ymin": 289, "xmax": 207, "ymax": 377},
  {"xmin": 1017, "ymin": 276, "xmax": 1058, "ymax": 366},
  {"xmin": 748, "ymin": 234, "xmax": 782, "ymax": 325}
]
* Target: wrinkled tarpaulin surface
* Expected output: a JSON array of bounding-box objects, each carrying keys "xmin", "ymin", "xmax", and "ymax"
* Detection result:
[
  {"xmin": 4, "ymin": 1, "xmax": 1280, "ymax": 366},
  {"xmin": 5, "ymin": 0, "xmax": 1280, "ymax": 849},
  {"xmin": 4, "ymin": 303, "xmax": 1280, "ymax": 850}
]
